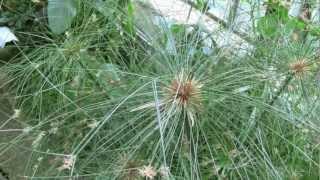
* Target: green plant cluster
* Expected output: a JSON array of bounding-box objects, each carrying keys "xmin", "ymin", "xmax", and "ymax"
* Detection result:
[
  {"xmin": 257, "ymin": 0, "xmax": 320, "ymax": 40},
  {"xmin": 1, "ymin": 0, "xmax": 320, "ymax": 179}
]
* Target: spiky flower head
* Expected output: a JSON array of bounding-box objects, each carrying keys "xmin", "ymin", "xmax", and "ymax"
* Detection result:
[
  {"xmin": 138, "ymin": 165, "xmax": 157, "ymax": 179},
  {"xmin": 289, "ymin": 59, "xmax": 311, "ymax": 78},
  {"xmin": 131, "ymin": 71, "xmax": 203, "ymax": 127},
  {"xmin": 164, "ymin": 73, "xmax": 202, "ymax": 108},
  {"xmin": 159, "ymin": 165, "xmax": 170, "ymax": 178},
  {"xmin": 163, "ymin": 71, "xmax": 203, "ymax": 126},
  {"xmin": 57, "ymin": 155, "xmax": 75, "ymax": 171}
]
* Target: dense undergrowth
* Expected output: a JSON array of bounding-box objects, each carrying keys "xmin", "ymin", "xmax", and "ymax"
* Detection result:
[{"xmin": 1, "ymin": 0, "xmax": 320, "ymax": 179}]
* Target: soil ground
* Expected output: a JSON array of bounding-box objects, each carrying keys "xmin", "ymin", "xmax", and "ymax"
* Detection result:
[{"xmin": 0, "ymin": 73, "xmax": 29, "ymax": 180}]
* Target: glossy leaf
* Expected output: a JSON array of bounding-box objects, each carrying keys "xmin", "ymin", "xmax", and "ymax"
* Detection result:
[{"xmin": 47, "ymin": 0, "xmax": 77, "ymax": 34}]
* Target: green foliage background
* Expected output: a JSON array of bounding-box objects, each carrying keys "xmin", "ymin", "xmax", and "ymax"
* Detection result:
[{"xmin": 0, "ymin": 0, "xmax": 320, "ymax": 179}]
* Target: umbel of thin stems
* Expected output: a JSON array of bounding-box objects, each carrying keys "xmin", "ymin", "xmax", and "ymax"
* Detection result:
[{"xmin": 132, "ymin": 71, "xmax": 203, "ymax": 127}]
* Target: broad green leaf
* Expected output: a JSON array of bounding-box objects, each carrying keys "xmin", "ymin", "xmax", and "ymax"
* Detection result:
[{"xmin": 47, "ymin": 0, "xmax": 77, "ymax": 34}]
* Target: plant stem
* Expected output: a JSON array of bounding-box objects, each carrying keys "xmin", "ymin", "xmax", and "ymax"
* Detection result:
[
  {"xmin": 267, "ymin": 73, "xmax": 294, "ymax": 107},
  {"xmin": 78, "ymin": 60, "xmax": 105, "ymax": 92},
  {"xmin": 241, "ymin": 73, "xmax": 294, "ymax": 143}
]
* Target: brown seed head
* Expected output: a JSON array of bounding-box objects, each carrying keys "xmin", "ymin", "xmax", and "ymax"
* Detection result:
[
  {"xmin": 289, "ymin": 59, "xmax": 310, "ymax": 78},
  {"xmin": 138, "ymin": 165, "xmax": 157, "ymax": 179},
  {"xmin": 165, "ymin": 73, "xmax": 203, "ymax": 110},
  {"xmin": 163, "ymin": 72, "xmax": 203, "ymax": 126}
]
